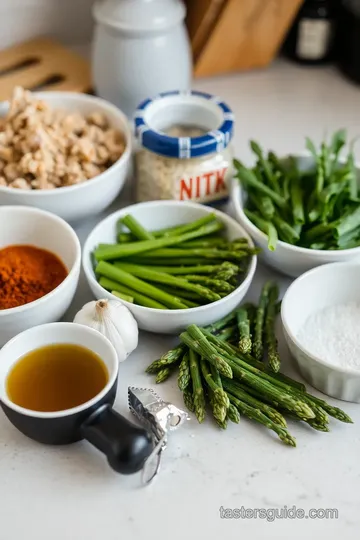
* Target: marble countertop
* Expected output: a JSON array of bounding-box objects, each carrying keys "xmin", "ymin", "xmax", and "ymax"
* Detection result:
[{"xmin": 1, "ymin": 60, "xmax": 360, "ymax": 540}]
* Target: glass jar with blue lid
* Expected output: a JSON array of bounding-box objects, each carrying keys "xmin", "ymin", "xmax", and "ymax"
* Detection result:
[{"xmin": 134, "ymin": 91, "xmax": 234, "ymax": 204}]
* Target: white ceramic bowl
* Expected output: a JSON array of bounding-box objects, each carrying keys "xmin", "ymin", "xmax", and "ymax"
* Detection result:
[
  {"xmin": 282, "ymin": 262, "xmax": 360, "ymax": 402},
  {"xmin": 0, "ymin": 206, "xmax": 81, "ymax": 346},
  {"xmin": 83, "ymin": 200, "xmax": 257, "ymax": 334},
  {"xmin": 0, "ymin": 92, "xmax": 132, "ymax": 223},
  {"xmin": 231, "ymin": 154, "xmax": 360, "ymax": 278}
]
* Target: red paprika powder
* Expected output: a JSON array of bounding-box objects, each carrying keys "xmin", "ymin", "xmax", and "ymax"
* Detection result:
[{"xmin": 0, "ymin": 245, "xmax": 68, "ymax": 310}]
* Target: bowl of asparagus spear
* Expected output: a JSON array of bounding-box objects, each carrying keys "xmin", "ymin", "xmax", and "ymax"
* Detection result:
[
  {"xmin": 83, "ymin": 200, "xmax": 258, "ymax": 334},
  {"xmin": 231, "ymin": 131, "xmax": 360, "ymax": 277}
]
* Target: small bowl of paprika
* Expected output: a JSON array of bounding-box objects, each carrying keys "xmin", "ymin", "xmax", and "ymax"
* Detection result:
[{"xmin": 0, "ymin": 206, "xmax": 81, "ymax": 346}]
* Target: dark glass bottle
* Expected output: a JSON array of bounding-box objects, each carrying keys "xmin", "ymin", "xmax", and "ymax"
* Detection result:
[
  {"xmin": 337, "ymin": 0, "xmax": 360, "ymax": 84},
  {"xmin": 283, "ymin": 0, "xmax": 336, "ymax": 64}
]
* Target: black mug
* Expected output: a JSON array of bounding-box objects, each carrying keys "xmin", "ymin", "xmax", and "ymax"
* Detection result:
[{"xmin": 0, "ymin": 323, "xmax": 153, "ymax": 475}]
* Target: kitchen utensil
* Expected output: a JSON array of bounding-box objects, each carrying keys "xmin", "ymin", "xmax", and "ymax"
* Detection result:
[
  {"xmin": 0, "ymin": 38, "xmax": 91, "ymax": 99},
  {"xmin": 128, "ymin": 386, "xmax": 189, "ymax": 484},
  {"xmin": 0, "ymin": 322, "xmax": 153, "ymax": 473}
]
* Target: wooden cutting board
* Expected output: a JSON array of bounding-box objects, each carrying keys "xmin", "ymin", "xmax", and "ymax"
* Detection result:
[{"xmin": 0, "ymin": 38, "xmax": 91, "ymax": 100}]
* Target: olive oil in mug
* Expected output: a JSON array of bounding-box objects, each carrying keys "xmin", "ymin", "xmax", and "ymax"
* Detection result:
[{"xmin": 6, "ymin": 344, "xmax": 109, "ymax": 412}]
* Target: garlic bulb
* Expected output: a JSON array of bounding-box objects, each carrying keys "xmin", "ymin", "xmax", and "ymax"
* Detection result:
[{"xmin": 74, "ymin": 299, "xmax": 138, "ymax": 362}]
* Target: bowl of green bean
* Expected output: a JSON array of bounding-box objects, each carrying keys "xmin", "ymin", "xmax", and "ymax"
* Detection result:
[
  {"xmin": 231, "ymin": 131, "xmax": 360, "ymax": 278},
  {"xmin": 82, "ymin": 200, "xmax": 258, "ymax": 334}
]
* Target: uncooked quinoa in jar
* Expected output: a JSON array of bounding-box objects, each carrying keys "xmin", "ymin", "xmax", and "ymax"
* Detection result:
[{"xmin": 134, "ymin": 91, "xmax": 234, "ymax": 204}]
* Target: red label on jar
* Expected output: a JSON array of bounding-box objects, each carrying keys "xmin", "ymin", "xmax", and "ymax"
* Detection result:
[{"xmin": 178, "ymin": 167, "xmax": 228, "ymax": 202}]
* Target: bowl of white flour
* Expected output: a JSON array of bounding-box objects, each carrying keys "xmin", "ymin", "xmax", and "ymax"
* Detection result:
[{"xmin": 282, "ymin": 262, "xmax": 360, "ymax": 403}]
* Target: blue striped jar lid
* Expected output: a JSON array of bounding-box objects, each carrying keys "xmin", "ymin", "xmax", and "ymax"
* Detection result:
[{"xmin": 134, "ymin": 90, "xmax": 234, "ymax": 159}]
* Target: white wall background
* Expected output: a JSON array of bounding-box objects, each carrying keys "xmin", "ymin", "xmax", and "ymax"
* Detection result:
[{"xmin": 0, "ymin": 0, "xmax": 95, "ymax": 49}]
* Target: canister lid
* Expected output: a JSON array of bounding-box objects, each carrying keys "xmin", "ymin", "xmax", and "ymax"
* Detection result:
[
  {"xmin": 134, "ymin": 90, "xmax": 234, "ymax": 159},
  {"xmin": 93, "ymin": 0, "xmax": 185, "ymax": 33}
]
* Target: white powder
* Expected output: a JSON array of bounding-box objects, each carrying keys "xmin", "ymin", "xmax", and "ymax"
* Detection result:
[{"xmin": 297, "ymin": 302, "xmax": 360, "ymax": 371}]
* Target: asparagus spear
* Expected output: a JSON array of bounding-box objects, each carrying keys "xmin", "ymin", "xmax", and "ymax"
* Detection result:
[
  {"xmin": 155, "ymin": 294, "xmax": 199, "ymax": 309},
  {"xmin": 213, "ymin": 262, "xmax": 240, "ymax": 281},
  {"xmin": 200, "ymin": 359, "xmax": 229, "ymax": 422},
  {"xmin": 117, "ymin": 232, "xmax": 134, "ymax": 243},
  {"xmin": 182, "ymin": 275, "xmax": 234, "ymax": 293},
  {"xmin": 204, "ymin": 312, "xmax": 237, "ymax": 333},
  {"xmin": 219, "ymin": 354, "xmax": 314, "ymax": 420},
  {"xmin": 228, "ymin": 404, "xmax": 241, "ymax": 423},
  {"xmin": 292, "ymin": 392, "xmax": 353, "ymax": 424},
  {"xmin": 177, "ymin": 237, "xmax": 228, "ymax": 249},
  {"xmin": 290, "ymin": 177, "xmax": 305, "ymax": 225},
  {"xmin": 250, "ymin": 140, "xmax": 281, "ymax": 194},
  {"xmin": 222, "ymin": 379, "xmax": 287, "ymax": 428},
  {"xmin": 95, "ymin": 219, "xmax": 223, "ymax": 260},
  {"xmin": 180, "ymin": 327, "xmax": 233, "ymax": 379},
  {"xmin": 161, "ymin": 344, "xmax": 186, "ymax": 364},
  {"xmin": 228, "ymin": 394, "xmax": 296, "ymax": 447},
  {"xmin": 119, "ymin": 214, "xmax": 154, "ymax": 241},
  {"xmin": 128, "ymin": 256, "xmax": 227, "ymax": 266},
  {"xmin": 201, "ymin": 328, "xmax": 306, "ymax": 393},
  {"xmin": 272, "ymin": 216, "xmax": 300, "ymax": 245},
  {"xmin": 217, "ymin": 325, "xmax": 238, "ymax": 342},
  {"xmin": 146, "ymin": 346, "xmax": 186, "ymax": 374},
  {"xmin": 183, "ymin": 384, "xmax": 195, "ymax": 412},
  {"xmin": 253, "ymin": 282, "xmax": 272, "ymax": 361},
  {"xmin": 145, "ymin": 358, "xmax": 163, "ymax": 374},
  {"xmin": 115, "ymin": 262, "xmax": 221, "ymax": 303},
  {"xmin": 111, "ymin": 290, "xmax": 134, "ymax": 303},
  {"xmin": 264, "ymin": 284, "xmax": 281, "ymax": 373},
  {"xmin": 99, "ymin": 277, "xmax": 168, "ymax": 309},
  {"xmin": 244, "ymin": 210, "xmax": 278, "ymax": 251},
  {"xmin": 234, "ymin": 159, "xmax": 286, "ymax": 208},
  {"xmin": 191, "ymin": 326, "xmax": 314, "ymax": 420},
  {"xmin": 248, "ymin": 191, "xmax": 275, "ymax": 220},
  {"xmin": 236, "ymin": 307, "xmax": 252, "ymax": 354},
  {"xmin": 211, "ymin": 339, "xmax": 304, "ymax": 404},
  {"xmin": 306, "ymin": 420, "xmax": 330, "ymax": 432},
  {"xmin": 129, "ymin": 264, "xmax": 232, "ymax": 275},
  {"xmin": 209, "ymin": 397, "xmax": 229, "ymax": 429},
  {"xmin": 178, "ymin": 351, "xmax": 191, "ymax": 390},
  {"xmin": 330, "ymin": 129, "xmax": 347, "ymax": 175},
  {"xmin": 132, "ymin": 247, "xmax": 255, "ymax": 261},
  {"xmin": 96, "ymin": 262, "xmax": 189, "ymax": 309},
  {"xmin": 117, "ymin": 217, "xmax": 218, "ymax": 242},
  {"xmin": 188, "ymin": 349, "xmax": 206, "ymax": 423},
  {"xmin": 155, "ymin": 214, "xmax": 218, "ymax": 238},
  {"xmin": 155, "ymin": 366, "xmax": 174, "ymax": 383},
  {"xmin": 158, "ymin": 286, "xmax": 204, "ymax": 301},
  {"xmin": 346, "ymin": 146, "xmax": 357, "ymax": 199}
]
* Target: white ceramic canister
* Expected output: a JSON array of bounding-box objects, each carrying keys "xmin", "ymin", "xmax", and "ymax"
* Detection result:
[
  {"xmin": 92, "ymin": 0, "xmax": 192, "ymax": 118},
  {"xmin": 134, "ymin": 90, "xmax": 234, "ymax": 204}
]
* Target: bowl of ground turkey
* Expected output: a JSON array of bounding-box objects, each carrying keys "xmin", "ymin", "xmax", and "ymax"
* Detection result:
[
  {"xmin": 0, "ymin": 206, "xmax": 81, "ymax": 345},
  {"xmin": 0, "ymin": 88, "xmax": 132, "ymax": 223}
]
